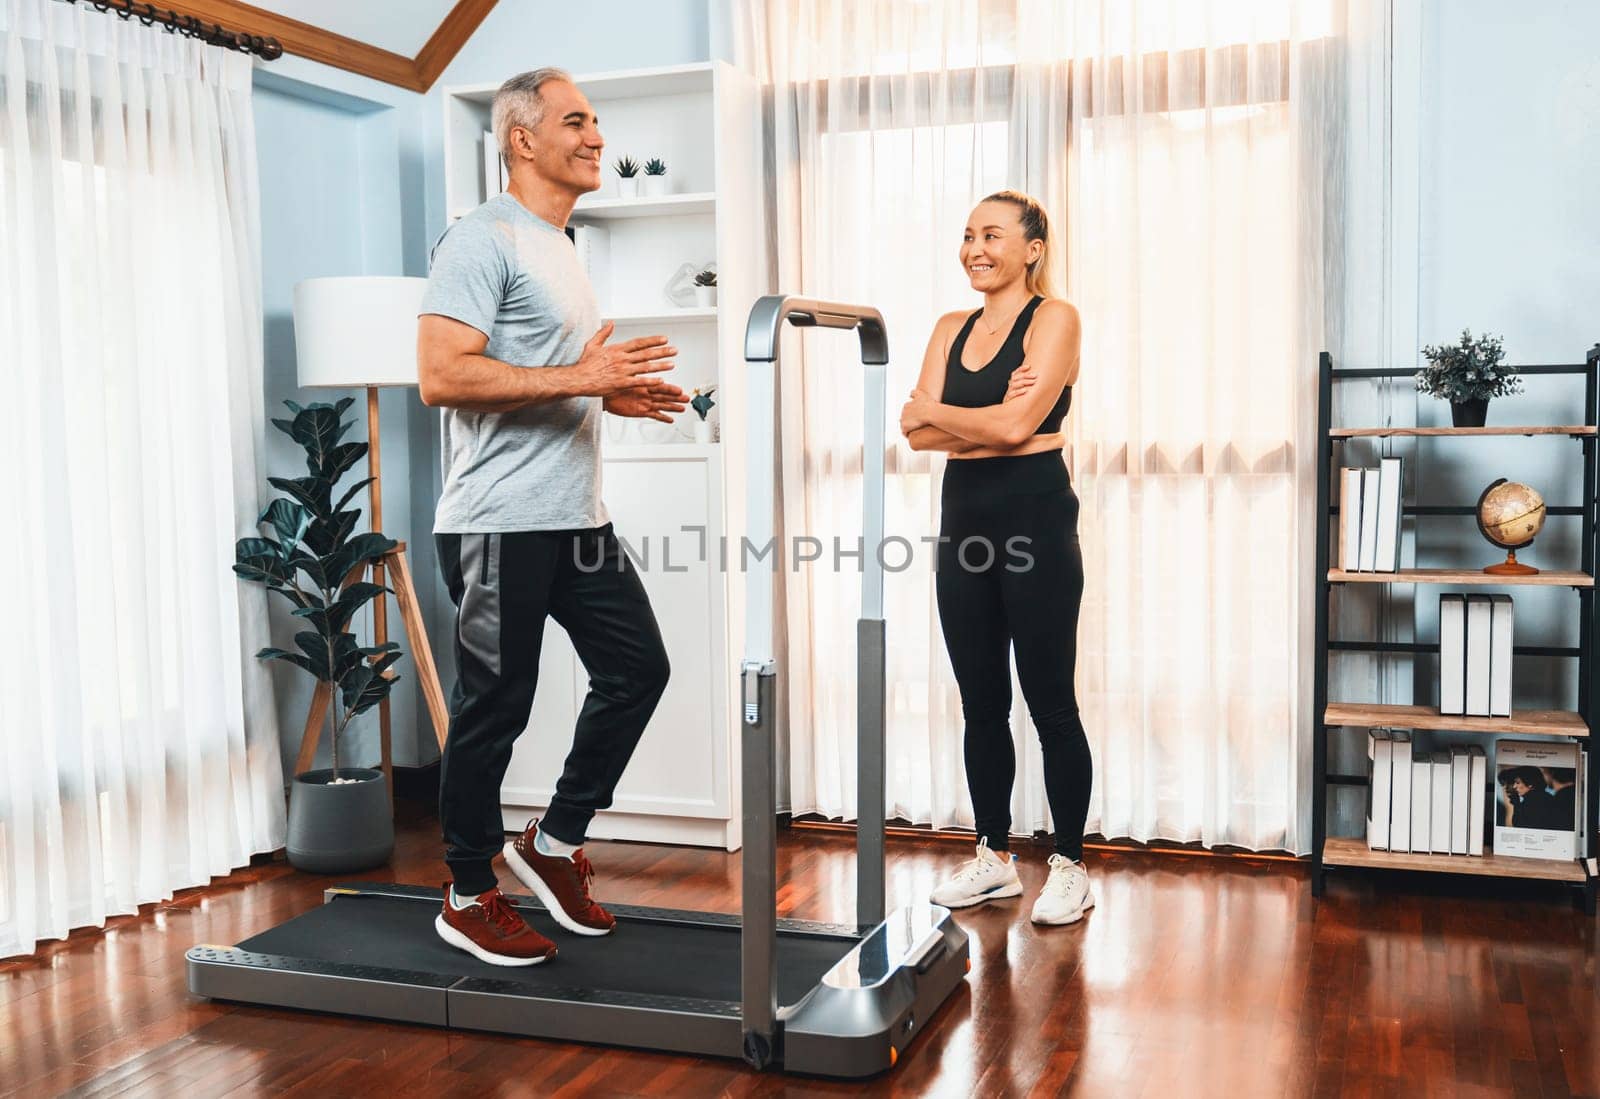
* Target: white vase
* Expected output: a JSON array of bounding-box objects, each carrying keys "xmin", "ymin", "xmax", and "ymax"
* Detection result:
[
  {"xmin": 616, "ymin": 176, "xmax": 640, "ymax": 199},
  {"xmin": 693, "ymin": 286, "xmax": 717, "ymax": 308},
  {"xmin": 693, "ymin": 418, "xmax": 713, "ymax": 444},
  {"xmin": 642, "ymin": 174, "xmax": 669, "ymax": 197}
]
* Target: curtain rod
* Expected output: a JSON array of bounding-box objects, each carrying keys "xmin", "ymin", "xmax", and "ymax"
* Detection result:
[{"xmin": 57, "ymin": 0, "xmax": 283, "ymax": 60}]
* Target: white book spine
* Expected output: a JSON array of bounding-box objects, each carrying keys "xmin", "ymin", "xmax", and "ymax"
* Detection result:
[
  {"xmin": 1489, "ymin": 595, "xmax": 1515, "ymax": 718},
  {"xmin": 1431, "ymin": 751, "xmax": 1453, "ymax": 855},
  {"xmin": 572, "ymin": 225, "xmax": 612, "ymax": 310},
  {"xmin": 482, "ymin": 129, "xmax": 501, "ymax": 203},
  {"xmin": 1365, "ymin": 732, "xmax": 1385, "ymax": 849},
  {"xmin": 1375, "ymin": 731, "xmax": 1394, "ymax": 850},
  {"xmin": 1374, "ymin": 456, "xmax": 1402, "ymax": 572},
  {"xmin": 1468, "ymin": 746, "xmax": 1487, "ymax": 856},
  {"xmin": 1464, "ymin": 595, "xmax": 1493, "ymax": 717},
  {"xmin": 1410, "ymin": 750, "xmax": 1432, "ymax": 855},
  {"xmin": 1579, "ymin": 748, "xmax": 1589, "ymax": 860},
  {"xmin": 1439, "ymin": 594, "xmax": 1466, "ymax": 716},
  {"xmin": 1340, "ymin": 467, "xmax": 1363, "ymax": 571},
  {"xmin": 1450, "ymin": 746, "xmax": 1471, "ymax": 855},
  {"xmin": 1357, "ymin": 468, "xmax": 1381, "ymax": 571},
  {"xmin": 1389, "ymin": 731, "xmax": 1413, "ymax": 852}
]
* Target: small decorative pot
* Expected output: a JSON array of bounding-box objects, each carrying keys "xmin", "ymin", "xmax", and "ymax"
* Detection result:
[
  {"xmin": 693, "ymin": 285, "xmax": 717, "ymax": 308},
  {"xmin": 1450, "ymin": 398, "xmax": 1489, "ymax": 428},
  {"xmin": 286, "ymin": 767, "xmax": 393, "ymax": 874},
  {"xmin": 617, "ymin": 176, "xmax": 640, "ymax": 199},
  {"xmin": 694, "ymin": 418, "xmax": 714, "ymax": 444},
  {"xmin": 642, "ymin": 174, "xmax": 670, "ymax": 197}
]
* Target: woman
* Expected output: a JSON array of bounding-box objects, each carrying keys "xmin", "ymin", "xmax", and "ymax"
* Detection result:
[{"xmin": 899, "ymin": 190, "xmax": 1093, "ymax": 926}]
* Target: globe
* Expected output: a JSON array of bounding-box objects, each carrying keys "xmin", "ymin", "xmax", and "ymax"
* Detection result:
[{"xmin": 1476, "ymin": 479, "xmax": 1545, "ymax": 575}]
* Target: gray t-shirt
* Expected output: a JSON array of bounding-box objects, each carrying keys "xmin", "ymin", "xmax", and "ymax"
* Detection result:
[{"xmin": 420, "ymin": 193, "xmax": 606, "ymax": 533}]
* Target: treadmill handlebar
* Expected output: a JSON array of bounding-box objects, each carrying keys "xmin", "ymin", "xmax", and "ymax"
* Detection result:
[{"xmin": 743, "ymin": 295, "xmax": 889, "ymax": 366}]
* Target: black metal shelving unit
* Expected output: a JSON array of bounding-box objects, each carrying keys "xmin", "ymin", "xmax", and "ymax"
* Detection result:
[{"xmin": 1311, "ymin": 347, "xmax": 1600, "ymax": 913}]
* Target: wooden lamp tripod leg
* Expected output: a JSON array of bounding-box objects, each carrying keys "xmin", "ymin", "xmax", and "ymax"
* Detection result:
[{"xmin": 294, "ymin": 387, "xmax": 451, "ymax": 805}]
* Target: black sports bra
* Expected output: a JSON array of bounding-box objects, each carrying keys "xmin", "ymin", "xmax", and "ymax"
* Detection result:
[{"xmin": 940, "ymin": 296, "xmax": 1072, "ymax": 434}]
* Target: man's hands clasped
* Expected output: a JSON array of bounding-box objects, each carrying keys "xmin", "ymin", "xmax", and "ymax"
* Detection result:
[{"xmin": 580, "ymin": 321, "xmax": 689, "ymax": 424}]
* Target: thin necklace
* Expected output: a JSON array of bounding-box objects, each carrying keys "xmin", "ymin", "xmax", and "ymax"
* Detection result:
[{"xmin": 979, "ymin": 297, "xmax": 1027, "ymax": 335}]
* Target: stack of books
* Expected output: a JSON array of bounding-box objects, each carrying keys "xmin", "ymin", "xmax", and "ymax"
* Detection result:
[
  {"xmin": 1439, "ymin": 593, "xmax": 1514, "ymax": 717},
  {"xmin": 1366, "ymin": 731, "xmax": 1485, "ymax": 855},
  {"xmin": 1339, "ymin": 457, "xmax": 1403, "ymax": 572},
  {"xmin": 1366, "ymin": 732, "xmax": 1589, "ymax": 860}
]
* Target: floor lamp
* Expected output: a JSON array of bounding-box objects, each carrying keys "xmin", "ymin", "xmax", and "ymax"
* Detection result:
[{"xmin": 292, "ymin": 276, "xmax": 449, "ymax": 798}]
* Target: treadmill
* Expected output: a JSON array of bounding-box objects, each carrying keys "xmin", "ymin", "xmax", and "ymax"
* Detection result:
[{"xmin": 187, "ymin": 295, "xmax": 970, "ymax": 1077}]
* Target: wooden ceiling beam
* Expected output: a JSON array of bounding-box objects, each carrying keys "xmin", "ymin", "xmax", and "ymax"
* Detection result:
[
  {"xmin": 155, "ymin": 0, "xmax": 500, "ymax": 94},
  {"xmin": 414, "ymin": 0, "xmax": 498, "ymax": 92}
]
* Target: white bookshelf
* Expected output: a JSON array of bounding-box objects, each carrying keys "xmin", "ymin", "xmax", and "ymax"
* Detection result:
[
  {"xmin": 571, "ymin": 192, "xmax": 718, "ymax": 220},
  {"xmin": 441, "ymin": 62, "xmax": 761, "ymax": 849}
]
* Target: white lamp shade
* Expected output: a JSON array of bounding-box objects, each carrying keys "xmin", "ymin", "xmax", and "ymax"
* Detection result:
[{"xmin": 293, "ymin": 276, "xmax": 429, "ymax": 388}]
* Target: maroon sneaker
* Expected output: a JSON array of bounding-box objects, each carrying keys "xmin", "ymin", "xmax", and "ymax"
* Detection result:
[
  {"xmin": 434, "ymin": 883, "xmax": 558, "ymax": 966},
  {"xmin": 502, "ymin": 821, "xmax": 616, "ymax": 937}
]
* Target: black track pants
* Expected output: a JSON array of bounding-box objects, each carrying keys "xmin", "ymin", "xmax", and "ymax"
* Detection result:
[
  {"xmin": 935, "ymin": 452, "xmax": 1093, "ymax": 860},
  {"xmin": 436, "ymin": 525, "xmax": 669, "ymax": 893}
]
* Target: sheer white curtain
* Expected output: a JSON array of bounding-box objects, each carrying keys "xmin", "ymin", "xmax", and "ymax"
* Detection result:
[
  {"xmin": 0, "ymin": 0, "xmax": 284, "ymax": 958},
  {"xmin": 734, "ymin": 0, "xmax": 1361, "ymax": 854}
]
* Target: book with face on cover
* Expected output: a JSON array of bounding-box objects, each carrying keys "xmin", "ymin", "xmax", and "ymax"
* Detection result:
[{"xmin": 1494, "ymin": 739, "xmax": 1580, "ymax": 860}]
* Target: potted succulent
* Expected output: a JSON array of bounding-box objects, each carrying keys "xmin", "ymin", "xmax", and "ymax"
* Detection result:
[
  {"xmin": 690, "ymin": 384, "xmax": 717, "ymax": 444},
  {"xmin": 614, "ymin": 155, "xmax": 640, "ymax": 199},
  {"xmin": 693, "ymin": 266, "xmax": 717, "ymax": 308},
  {"xmin": 234, "ymin": 398, "xmax": 402, "ymax": 873},
  {"xmin": 642, "ymin": 157, "xmax": 669, "ymax": 197},
  {"xmin": 1415, "ymin": 329, "xmax": 1522, "ymax": 427}
]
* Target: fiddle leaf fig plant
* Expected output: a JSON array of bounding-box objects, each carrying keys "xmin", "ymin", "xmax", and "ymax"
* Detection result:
[{"xmin": 234, "ymin": 398, "xmax": 403, "ymax": 776}]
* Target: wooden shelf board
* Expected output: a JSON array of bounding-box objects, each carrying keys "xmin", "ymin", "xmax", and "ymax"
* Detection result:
[
  {"xmin": 1330, "ymin": 426, "xmax": 1596, "ymax": 437},
  {"xmin": 1324, "ymin": 702, "xmax": 1589, "ymax": 737},
  {"xmin": 1328, "ymin": 568, "xmax": 1593, "ymax": 587},
  {"xmin": 571, "ymin": 193, "xmax": 717, "ymax": 220},
  {"xmin": 1322, "ymin": 837, "xmax": 1585, "ymax": 883}
]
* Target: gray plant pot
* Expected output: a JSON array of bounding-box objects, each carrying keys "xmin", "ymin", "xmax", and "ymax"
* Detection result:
[{"xmin": 286, "ymin": 768, "xmax": 394, "ymax": 874}]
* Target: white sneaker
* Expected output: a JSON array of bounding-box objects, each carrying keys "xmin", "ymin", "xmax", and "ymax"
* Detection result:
[
  {"xmin": 929, "ymin": 839, "xmax": 1024, "ymax": 908},
  {"xmin": 1031, "ymin": 853, "xmax": 1094, "ymax": 925}
]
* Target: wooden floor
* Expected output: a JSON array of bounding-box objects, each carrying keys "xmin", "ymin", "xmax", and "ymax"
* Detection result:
[{"xmin": 4, "ymin": 806, "xmax": 1598, "ymax": 1098}]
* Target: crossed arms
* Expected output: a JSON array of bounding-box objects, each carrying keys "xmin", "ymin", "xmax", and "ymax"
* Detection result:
[{"xmin": 899, "ymin": 299, "xmax": 1081, "ymax": 453}]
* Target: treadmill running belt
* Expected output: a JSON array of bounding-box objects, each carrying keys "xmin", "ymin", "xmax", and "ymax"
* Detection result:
[{"xmin": 239, "ymin": 895, "xmax": 854, "ymax": 1005}]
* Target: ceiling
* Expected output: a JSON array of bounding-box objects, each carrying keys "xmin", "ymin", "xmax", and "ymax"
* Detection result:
[{"xmin": 247, "ymin": 0, "xmax": 457, "ymax": 58}]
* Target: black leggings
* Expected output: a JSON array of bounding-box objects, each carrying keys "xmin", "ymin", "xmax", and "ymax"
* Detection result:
[{"xmin": 935, "ymin": 452, "xmax": 1092, "ymax": 860}]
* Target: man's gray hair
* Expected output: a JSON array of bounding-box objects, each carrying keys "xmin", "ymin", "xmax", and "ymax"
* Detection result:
[{"xmin": 491, "ymin": 67, "xmax": 572, "ymax": 168}]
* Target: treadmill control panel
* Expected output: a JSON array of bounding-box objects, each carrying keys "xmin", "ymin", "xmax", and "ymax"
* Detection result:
[{"xmin": 820, "ymin": 903, "xmax": 948, "ymax": 990}]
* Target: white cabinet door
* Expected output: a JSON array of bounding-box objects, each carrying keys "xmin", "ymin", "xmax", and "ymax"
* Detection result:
[{"xmin": 501, "ymin": 447, "xmax": 733, "ymax": 846}]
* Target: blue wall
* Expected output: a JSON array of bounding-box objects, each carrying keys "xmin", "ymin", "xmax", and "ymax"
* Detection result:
[
  {"xmin": 253, "ymin": 2, "xmax": 712, "ymax": 775},
  {"xmin": 1410, "ymin": 0, "xmax": 1600, "ymax": 714}
]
